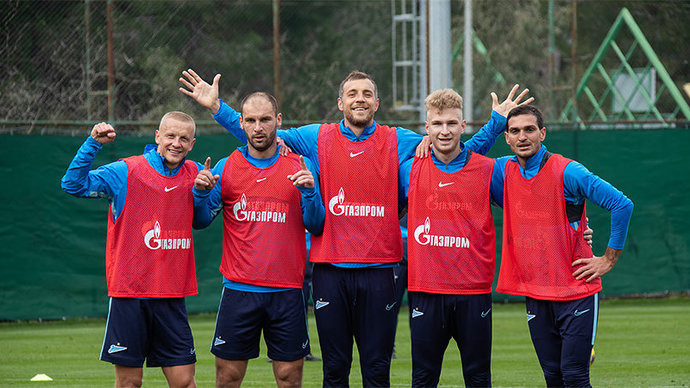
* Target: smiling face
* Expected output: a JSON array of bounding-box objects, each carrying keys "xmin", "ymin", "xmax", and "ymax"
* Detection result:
[
  {"xmin": 338, "ymin": 78, "xmax": 379, "ymax": 134},
  {"xmin": 155, "ymin": 116, "xmax": 196, "ymax": 170},
  {"xmin": 426, "ymin": 107, "xmax": 466, "ymax": 164},
  {"xmin": 241, "ymin": 95, "xmax": 281, "ymax": 158},
  {"xmin": 505, "ymin": 113, "xmax": 546, "ymax": 167}
]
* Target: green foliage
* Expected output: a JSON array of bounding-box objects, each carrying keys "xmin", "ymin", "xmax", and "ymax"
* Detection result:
[{"xmin": 1, "ymin": 299, "xmax": 689, "ymax": 386}]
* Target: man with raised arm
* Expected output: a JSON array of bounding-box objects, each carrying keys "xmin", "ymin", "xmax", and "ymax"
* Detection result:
[
  {"xmin": 192, "ymin": 92, "xmax": 324, "ymax": 388},
  {"xmin": 400, "ymin": 89, "xmax": 503, "ymax": 387},
  {"xmin": 180, "ymin": 69, "xmax": 530, "ymax": 387},
  {"xmin": 61, "ymin": 112, "xmax": 204, "ymax": 388},
  {"xmin": 493, "ymin": 105, "xmax": 633, "ymax": 387}
]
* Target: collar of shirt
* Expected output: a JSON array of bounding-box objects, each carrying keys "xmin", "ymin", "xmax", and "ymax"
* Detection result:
[
  {"xmin": 510, "ymin": 144, "xmax": 547, "ymax": 179},
  {"xmin": 238, "ymin": 144, "xmax": 281, "ymax": 168},
  {"xmin": 143, "ymin": 144, "xmax": 185, "ymax": 176},
  {"xmin": 430, "ymin": 141, "xmax": 467, "ymax": 172},
  {"xmin": 339, "ymin": 119, "xmax": 377, "ymax": 142}
]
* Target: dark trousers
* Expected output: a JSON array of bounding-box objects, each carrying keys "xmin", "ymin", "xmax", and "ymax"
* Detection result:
[
  {"xmin": 312, "ymin": 263, "xmax": 398, "ymax": 388},
  {"xmin": 409, "ymin": 292, "xmax": 492, "ymax": 388},
  {"xmin": 526, "ymin": 294, "xmax": 598, "ymax": 388}
]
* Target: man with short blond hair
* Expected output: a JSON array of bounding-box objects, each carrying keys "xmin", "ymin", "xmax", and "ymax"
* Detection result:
[
  {"xmin": 401, "ymin": 88, "xmax": 525, "ymax": 387},
  {"xmin": 62, "ymin": 112, "xmax": 205, "ymax": 388}
]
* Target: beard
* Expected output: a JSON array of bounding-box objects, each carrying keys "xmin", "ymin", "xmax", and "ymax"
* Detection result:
[
  {"xmin": 247, "ymin": 129, "xmax": 277, "ymax": 152},
  {"xmin": 344, "ymin": 108, "xmax": 374, "ymax": 128}
]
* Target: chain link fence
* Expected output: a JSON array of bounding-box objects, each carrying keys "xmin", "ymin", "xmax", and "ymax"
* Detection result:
[{"xmin": 1, "ymin": 0, "xmax": 688, "ymax": 135}]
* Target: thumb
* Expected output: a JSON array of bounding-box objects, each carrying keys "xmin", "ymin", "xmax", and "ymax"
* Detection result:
[
  {"xmin": 212, "ymin": 74, "xmax": 221, "ymax": 88},
  {"xmin": 299, "ymin": 155, "xmax": 308, "ymax": 171},
  {"xmin": 204, "ymin": 157, "xmax": 211, "ymax": 171},
  {"xmin": 491, "ymin": 92, "xmax": 498, "ymax": 108}
]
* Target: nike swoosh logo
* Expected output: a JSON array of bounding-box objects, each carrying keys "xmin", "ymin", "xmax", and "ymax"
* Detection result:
[
  {"xmin": 349, "ymin": 151, "xmax": 365, "ymax": 157},
  {"xmin": 481, "ymin": 308, "xmax": 492, "ymax": 318},
  {"xmin": 302, "ymin": 340, "xmax": 309, "ymax": 349},
  {"xmin": 256, "ymin": 177, "xmax": 267, "ymax": 182},
  {"xmin": 385, "ymin": 302, "xmax": 397, "ymax": 311},
  {"xmin": 574, "ymin": 309, "xmax": 591, "ymax": 317},
  {"xmin": 527, "ymin": 313, "xmax": 536, "ymax": 322},
  {"xmin": 438, "ymin": 182, "xmax": 454, "ymax": 188},
  {"xmin": 107, "ymin": 345, "xmax": 127, "ymax": 354},
  {"xmin": 164, "ymin": 186, "xmax": 178, "ymax": 192}
]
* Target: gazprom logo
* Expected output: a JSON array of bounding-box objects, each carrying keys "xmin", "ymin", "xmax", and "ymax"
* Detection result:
[
  {"xmin": 327, "ymin": 187, "xmax": 384, "ymax": 218},
  {"xmin": 144, "ymin": 220, "xmax": 191, "ymax": 250},
  {"xmin": 233, "ymin": 193, "xmax": 249, "ymax": 221},
  {"xmin": 328, "ymin": 188, "xmax": 346, "ymax": 216},
  {"xmin": 232, "ymin": 193, "xmax": 286, "ymax": 223},
  {"xmin": 414, "ymin": 217, "xmax": 470, "ymax": 248}
]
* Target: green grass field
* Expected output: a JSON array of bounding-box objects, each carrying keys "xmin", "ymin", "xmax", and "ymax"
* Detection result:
[{"xmin": 1, "ymin": 297, "xmax": 688, "ymax": 387}]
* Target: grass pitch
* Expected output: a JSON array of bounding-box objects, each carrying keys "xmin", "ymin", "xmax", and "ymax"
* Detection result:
[{"xmin": 1, "ymin": 297, "xmax": 688, "ymax": 387}]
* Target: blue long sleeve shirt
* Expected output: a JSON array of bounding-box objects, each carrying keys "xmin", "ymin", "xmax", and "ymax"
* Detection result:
[
  {"xmin": 192, "ymin": 145, "xmax": 325, "ymax": 292},
  {"xmin": 213, "ymin": 100, "xmax": 508, "ymax": 268},
  {"xmin": 491, "ymin": 145, "xmax": 634, "ymax": 250},
  {"xmin": 61, "ymin": 136, "xmax": 207, "ymax": 227}
]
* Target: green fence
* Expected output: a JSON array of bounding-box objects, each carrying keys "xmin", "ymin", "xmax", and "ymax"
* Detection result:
[{"xmin": 1, "ymin": 128, "xmax": 688, "ymax": 320}]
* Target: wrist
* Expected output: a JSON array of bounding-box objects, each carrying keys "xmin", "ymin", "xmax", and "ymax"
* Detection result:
[{"xmin": 210, "ymin": 99, "xmax": 221, "ymax": 115}]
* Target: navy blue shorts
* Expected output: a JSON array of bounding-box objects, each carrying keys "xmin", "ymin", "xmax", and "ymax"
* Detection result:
[
  {"xmin": 526, "ymin": 293, "xmax": 599, "ymax": 387},
  {"xmin": 211, "ymin": 287, "xmax": 310, "ymax": 362},
  {"xmin": 100, "ymin": 297, "xmax": 196, "ymax": 368},
  {"xmin": 409, "ymin": 292, "xmax": 492, "ymax": 387}
]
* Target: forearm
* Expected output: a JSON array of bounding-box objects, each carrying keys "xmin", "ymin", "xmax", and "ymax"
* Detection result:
[
  {"xmin": 608, "ymin": 199, "xmax": 633, "ymax": 249},
  {"xmin": 464, "ymin": 110, "xmax": 507, "ymax": 155},
  {"xmin": 61, "ymin": 137, "xmax": 120, "ymax": 199},
  {"xmin": 300, "ymin": 188, "xmax": 325, "ymax": 235},
  {"xmin": 192, "ymin": 186, "xmax": 222, "ymax": 229},
  {"xmin": 214, "ymin": 100, "xmax": 247, "ymax": 145},
  {"xmin": 276, "ymin": 124, "xmax": 321, "ymax": 162},
  {"xmin": 396, "ymin": 127, "xmax": 424, "ymax": 165}
]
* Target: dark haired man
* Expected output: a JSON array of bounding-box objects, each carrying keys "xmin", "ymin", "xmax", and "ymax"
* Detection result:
[
  {"xmin": 193, "ymin": 92, "xmax": 324, "ymax": 388},
  {"xmin": 494, "ymin": 105, "xmax": 633, "ymax": 387},
  {"xmin": 180, "ymin": 69, "xmax": 528, "ymax": 387}
]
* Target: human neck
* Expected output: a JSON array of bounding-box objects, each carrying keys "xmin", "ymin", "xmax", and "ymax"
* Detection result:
[
  {"xmin": 432, "ymin": 147, "xmax": 461, "ymax": 166},
  {"xmin": 247, "ymin": 143, "xmax": 277, "ymax": 159}
]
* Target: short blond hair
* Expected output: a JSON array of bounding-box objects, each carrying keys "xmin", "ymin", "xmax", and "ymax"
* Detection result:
[
  {"xmin": 160, "ymin": 111, "xmax": 196, "ymax": 134},
  {"xmin": 158, "ymin": 110, "xmax": 196, "ymax": 135},
  {"xmin": 424, "ymin": 89, "xmax": 463, "ymax": 115}
]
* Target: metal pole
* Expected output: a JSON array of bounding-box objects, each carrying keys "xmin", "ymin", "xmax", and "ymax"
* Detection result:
[
  {"xmin": 107, "ymin": 0, "xmax": 114, "ymax": 122},
  {"xmin": 548, "ymin": 0, "xmax": 555, "ymax": 122},
  {"xmin": 570, "ymin": 0, "xmax": 577, "ymax": 123},
  {"xmin": 85, "ymin": 0, "xmax": 91, "ymax": 120},
  {"xmin": 273, "ymin": 0, "xmax": 281, "ymax": 106},
  {"xmin": 464, "ymin": 0, "xmax": 473, "ymax": 130}
]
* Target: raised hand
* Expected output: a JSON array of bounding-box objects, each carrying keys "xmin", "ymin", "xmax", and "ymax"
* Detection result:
[
  {"xmin": 194, "ymin": 157, "xmax": 219, "ymax": 190},
  {"xmin": 491, "ymin": 84, "xmax": 534, "ymax": 117},
  {"xmin": 90, "ymin": 122, "xmax": 116, "ymax": 145},
  {"xmin": 287, "ymin": 155, "xmax": 315, "ymax": 189},
  {"xmin": 179, "ymin": 69, "xmax": 222, "ymax": 114}
]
